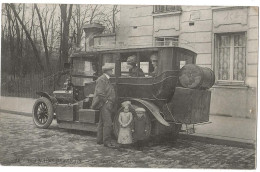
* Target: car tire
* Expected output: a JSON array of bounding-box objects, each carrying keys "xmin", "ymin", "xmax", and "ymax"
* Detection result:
[{"xmin": 32, "ymin": 97, "xmax": 54, "ymax": 129}]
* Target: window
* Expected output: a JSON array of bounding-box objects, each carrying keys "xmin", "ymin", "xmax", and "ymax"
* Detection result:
[
  {"xmin": 102, "ymin": 54, "xmax": 117, "ymax": 75},
  {"xmin": 72, "ymin": 59, "xmax": 98, "ymax": 85},
  {"xmin": 154, "ymin": 5, "xmax": 181, "ymax": 13},
  {"xmin": 120, "ymin": 52, "xmax": 156, "ymax": 77},
  {"xmin": 215, "ymin": 33, "xmax": 246, "ymax": 84},
  {"xmin": 155, "ymin": 37, "xmax": 179, "ymax": 47},
  {"xmin": 72, "ymin": 60, "xmax": 97, "ymax": 76}
]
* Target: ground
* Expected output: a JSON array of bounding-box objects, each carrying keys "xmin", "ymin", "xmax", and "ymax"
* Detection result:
[{"xmin": 0, "ymin": 112, "xmax": 255, "ymax": 169}]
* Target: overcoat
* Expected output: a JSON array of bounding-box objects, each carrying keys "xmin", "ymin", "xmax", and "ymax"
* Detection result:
[{"xmin": 91, "ymin": 74, "xmax": 115, "ymax": 110}]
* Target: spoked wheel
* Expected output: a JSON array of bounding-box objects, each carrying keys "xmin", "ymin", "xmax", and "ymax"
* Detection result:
[
  {"xmin": 32, "ymin": 97, "xmax": 54, "ymax": 129},
  {"xmin": 113, "ymin": 103, "xmax": 152, "ymax": 141}
]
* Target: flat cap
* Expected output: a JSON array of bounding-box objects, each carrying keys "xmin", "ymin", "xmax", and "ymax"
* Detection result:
[
  {"xmin": 135, "ymin": 108, "xmax": 146, "ymax": 113},
  {"xmin": 102, "ymin": 63, "xmax": 114, "ymax": 72}
]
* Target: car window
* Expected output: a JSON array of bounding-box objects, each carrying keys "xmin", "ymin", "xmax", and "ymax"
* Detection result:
[
  {"xmin": 72, "ymin": 59, "xmax": 97, "ymax": 76},
  {"xmin": 102, "ymin": 53, "xmax": 116, "ymax": 75},
  {"xmin": 71, "ymin": 59, "xmax": 98, "ymax": 86},
  {"xmin": 140, "ymin": 62, "xmax": 149, "ymax": 75},
  {"xmin": 139, "ymin": 51, "xmax": 157, "ymax": 77},
  {"xmin": 120, "ymin": 53, "xmax": 137, "ymax": 77},
  {"xmin": 121, "ymin": 61, "xmax": 129, "ymax": 76}
]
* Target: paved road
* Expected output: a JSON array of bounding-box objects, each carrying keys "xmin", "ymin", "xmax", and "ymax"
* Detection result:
[{"xmin": 0, "ymin": 112, "xmax": 255, "ymax": 168}]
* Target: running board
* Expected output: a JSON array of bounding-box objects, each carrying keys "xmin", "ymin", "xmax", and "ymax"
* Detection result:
[{"xmin": 58, "ymin": 121, "xmax": 98, "ymax": 132}]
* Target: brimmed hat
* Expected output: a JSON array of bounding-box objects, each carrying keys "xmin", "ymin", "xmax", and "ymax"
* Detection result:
[
  {"xmin": 135, "ymin": 108, "xmax": 146, "ymax": 113},
  {"xmin": 127, "ymin": 55, "xmax": 137, "ymax": 64},
  {"xmin": 102, "ymin": 64, "xmax": 114, "ymax": 72}
]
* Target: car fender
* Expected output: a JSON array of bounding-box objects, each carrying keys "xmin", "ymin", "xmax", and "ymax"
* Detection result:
[
  {"xmin": 128, "ymin": 98, "xmax": 170, "ymax": 127},
  {"xmin": 36, "ymin": 92, "xmax": 57, "ymax": 105}
]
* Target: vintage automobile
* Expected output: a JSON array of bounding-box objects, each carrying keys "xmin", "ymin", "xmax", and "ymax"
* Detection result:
[{"xmin": 32, "ymin": 46, "xmax": 215, "ymax": 140}]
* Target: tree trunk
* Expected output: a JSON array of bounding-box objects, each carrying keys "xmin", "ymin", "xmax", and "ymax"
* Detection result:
[
  {"xmin": 6, "ymin": 5, "xmax": 16, "ymax": 78},
  {"xmin": 76, "ymin": 4, "xmax": 81, "ymax": 46},
  {"xmin": 60, "ymin": 4, "xmax": 73, "ymax": 65},
  {"xmin": 14, "ymin": 18, "xmax": 21, "ymax": 76},
  {"xmin": 35, "ymin": 4, "xmax": 51, "ymax": 74},
  {"xmin": 9, "ymin": 3, "xmax": 44, "ymax": 71},
  {"xmin": 112, "ymin": 5, "xmax": 116, "ymax": 33}
]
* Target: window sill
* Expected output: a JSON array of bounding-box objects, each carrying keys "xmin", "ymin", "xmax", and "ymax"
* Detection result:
[
  {"xmin": 212, "ymin": 83, "xmax": 249, "ymax": 89},
  {"xmin": 152, "ymin": 11, "xmax": 182, "ymax": 17}
]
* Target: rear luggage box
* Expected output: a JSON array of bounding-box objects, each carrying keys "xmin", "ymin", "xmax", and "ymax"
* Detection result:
[{"xmin": 166, "ymin": 87, "xmax": 211, "ymax": 124}]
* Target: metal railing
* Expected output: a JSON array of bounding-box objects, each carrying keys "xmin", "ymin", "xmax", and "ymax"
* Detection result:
[{"xmin": 1, "ymin": 71, "xmax": 68, "ymax": 98}]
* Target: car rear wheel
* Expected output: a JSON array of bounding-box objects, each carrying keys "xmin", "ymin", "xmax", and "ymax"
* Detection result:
[{"xmin": 32, "ymin": 97, "xmax": 54, "ymax": 129}]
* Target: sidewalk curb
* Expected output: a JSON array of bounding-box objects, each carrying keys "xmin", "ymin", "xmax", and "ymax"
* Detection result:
[
  {"xmin": 0, "ymin": 108, "xmax": 256, "ymax": 149},
  {"xmin": 179, "ymin": 133, "xmax": 255, "ymax": 149},
  {"xmin": 0, "ymin": 109, "xmax": 31, "ymax": 117}
]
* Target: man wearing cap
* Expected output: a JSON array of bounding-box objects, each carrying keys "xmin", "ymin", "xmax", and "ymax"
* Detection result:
[
  {"xmin": 127, "ymin": 55, "xmax": 145, "ymax": 77},
  {"xmin": 91, "ymin": 64, "xmax": 116, "ymax": 148}
]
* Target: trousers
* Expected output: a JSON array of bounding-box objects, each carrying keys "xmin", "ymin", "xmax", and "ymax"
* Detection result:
[{"xmin": 97, "ymin": 102, "xmax": 113, "ymax": 144}]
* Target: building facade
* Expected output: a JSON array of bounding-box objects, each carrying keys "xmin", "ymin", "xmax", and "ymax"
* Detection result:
[{"xmin": 92, "ymin": 5, "xmax": 258, "ymax": 119}]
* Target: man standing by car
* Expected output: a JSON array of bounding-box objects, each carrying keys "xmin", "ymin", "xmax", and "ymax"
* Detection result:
[{"xmin": 91, "ymin": 64, "xmax": 116, "ymax": 148}]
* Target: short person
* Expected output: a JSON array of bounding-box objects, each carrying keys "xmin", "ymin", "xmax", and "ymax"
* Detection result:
[
  {"xmin": 132, "ymin": 108, "xmax": 148, "ymax": 151},
  {"xmin": 117, "ymin": 101, "xmax": 133, "ymax": 147}
]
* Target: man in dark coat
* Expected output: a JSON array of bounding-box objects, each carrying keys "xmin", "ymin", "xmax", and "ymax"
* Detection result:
[
  {"xmin": 91, "ymin": 64, "xmax": 116, "ymax": 148},
  {"xmin": 127, "ymin": 55, "xmax": 145, "ymax": 77}
]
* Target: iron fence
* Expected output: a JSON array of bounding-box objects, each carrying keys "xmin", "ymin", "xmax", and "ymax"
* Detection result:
[{"xmin": 1, "ymin": 71, "xmax": 69, "ymax": 98}]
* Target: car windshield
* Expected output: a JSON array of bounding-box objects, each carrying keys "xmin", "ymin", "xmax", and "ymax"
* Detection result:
[
  {"xmin": 71, "ymin": 59, "xmax": 98, "ymax": 86},
  {"xmin": 72, "ymin": 59, "xmax": 97, "ymax": 76}
]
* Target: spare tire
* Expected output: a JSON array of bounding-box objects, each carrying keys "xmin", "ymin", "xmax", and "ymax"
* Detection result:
[{"xmin": 179, "ymin": 64, "xmax": 215, "ymax": 89}]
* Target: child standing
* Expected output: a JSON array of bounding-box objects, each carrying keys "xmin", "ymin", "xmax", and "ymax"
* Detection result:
[
  {"xmin": 117, "ymin": 102, "xmax": 133, "ymax": 147},
  {"xmin": 133, "ymin": 108, "xmax": 147, "ymax": 151}
]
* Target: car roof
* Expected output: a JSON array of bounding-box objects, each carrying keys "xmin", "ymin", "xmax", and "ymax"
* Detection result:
[{"xmin": 70, "ymin": 46, "xmax": 196, "ymax": 59}]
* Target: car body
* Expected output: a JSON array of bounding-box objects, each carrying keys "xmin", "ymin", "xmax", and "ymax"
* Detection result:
[{"xmin": 32, "ymin": 46, "xmax": 213, "ymax": 140}]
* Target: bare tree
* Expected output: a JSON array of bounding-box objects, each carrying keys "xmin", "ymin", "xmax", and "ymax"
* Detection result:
[
  {"xmin": 5, "ymin": 5, "xmax": 16, "ymax": 77},
  {"xmin": 8, "ymin": 3, "xmax": 44, "ymax": 71},
  {"xmin": 112, "ymin": 5, "xmax": 119, "ymax": 33},
  {"xmin": 2, "ymin": 3, "xmax": 119, "ymax": 77},
  {"xmin": 35, "ymin": 4, "xmax": 51, "ymax": 73},
  {"xmin": 71, "ymin": 4, "xmax": 90, "ymax": 47},
  {"xmin": 59, "ymin": 4, "xmax": 73, "ymax": 67}
]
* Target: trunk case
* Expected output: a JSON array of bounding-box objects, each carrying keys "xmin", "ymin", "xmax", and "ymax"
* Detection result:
[
  {"xmin": 56, "ymin": 104, "xmax": 78, "ymax": 121},
  {"xmin": 79, "ymin": 109, "xmax": 99, "ymax": 123},
  {"xmin": 164, "ymin": 87, "xmax": 211, "ymax": 124}
]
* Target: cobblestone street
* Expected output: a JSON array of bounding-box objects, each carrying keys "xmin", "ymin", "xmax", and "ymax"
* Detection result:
[{"xmin": 0, "ymin": 112, "xmax": 255, "ymax": 169}]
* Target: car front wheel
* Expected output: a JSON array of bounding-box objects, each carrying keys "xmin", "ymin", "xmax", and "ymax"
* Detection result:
[{"xmin": 32, "ymin": 97, "xmax": 54, "ymax": 129}]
